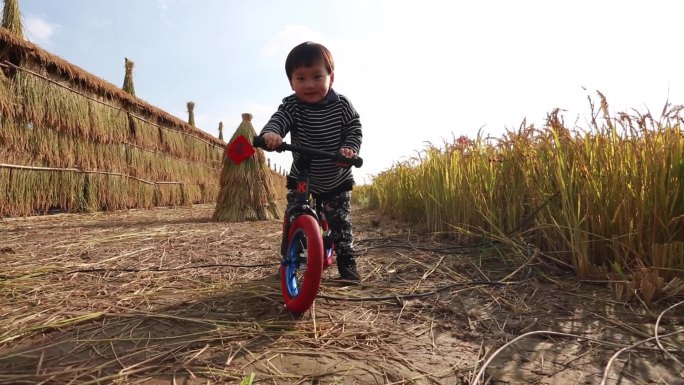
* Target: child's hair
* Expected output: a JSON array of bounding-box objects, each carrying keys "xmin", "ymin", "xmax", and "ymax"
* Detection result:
[{"xmin": 285, "ymin": 42, "xmax": 335, "ymax": 81}]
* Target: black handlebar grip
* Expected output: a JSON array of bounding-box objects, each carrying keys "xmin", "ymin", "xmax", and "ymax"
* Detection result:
[
  {"xmin": 335, "ymin": 155, "xmax": 363, "ymax": 168},
  {"xmin": 252, "ymin": 135, "xmax": 267, "ymax": 149}
]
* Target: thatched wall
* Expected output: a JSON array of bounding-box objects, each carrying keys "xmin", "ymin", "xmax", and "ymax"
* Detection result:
[{"xmin": 0, "ymin": 28, "xmax": 226, "ymax": 217}]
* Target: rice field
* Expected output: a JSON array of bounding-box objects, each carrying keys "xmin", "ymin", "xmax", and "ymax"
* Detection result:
[{"xmin": 358, "ymin": 95, "xmax": 683, "ymax": 306}]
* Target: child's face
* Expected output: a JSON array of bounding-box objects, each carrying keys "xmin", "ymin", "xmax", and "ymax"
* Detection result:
[{"xmin": 290, "ymin": 60, "xmax": 334, "ymax": 104}]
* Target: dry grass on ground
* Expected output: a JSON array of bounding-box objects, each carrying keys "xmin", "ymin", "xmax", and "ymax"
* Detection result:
[{"xmin": 1, "ymin": 204, "xmax": 682, "ymax": 384}]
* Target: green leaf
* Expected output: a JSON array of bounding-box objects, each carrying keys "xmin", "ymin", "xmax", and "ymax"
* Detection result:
[{"xmin": 240, "ymin": 373, "xmax": 255, "ymax": 385}]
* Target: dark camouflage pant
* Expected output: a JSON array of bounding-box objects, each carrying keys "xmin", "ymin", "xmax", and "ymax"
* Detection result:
[{"xmin": 285, "ymin": 189, "xmax": 356, "ymax": 267}]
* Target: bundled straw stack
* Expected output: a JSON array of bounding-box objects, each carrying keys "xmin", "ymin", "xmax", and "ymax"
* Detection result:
[
  {"xmin": 187, "ymin": 101, "xmax": 195, "ymax": 127},
  {"xmin": 122, "ymin": 58, "xmax": 135, "ymax": 96},
  {"xmin": 2, "ymin": 0, "xmax": 23, "ymax": 37},
  {"xmin": 212, "ymin": 113, "xmax": 280, "ymax": 222}
]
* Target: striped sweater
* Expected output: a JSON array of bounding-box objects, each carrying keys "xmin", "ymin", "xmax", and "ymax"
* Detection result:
[{"xmin": 260, "ymin": 89, "xmax": 363, "ymax": 195}]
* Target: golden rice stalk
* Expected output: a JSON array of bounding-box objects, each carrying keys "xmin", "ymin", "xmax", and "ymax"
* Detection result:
[
  {"xmin": 209, "ymin": 143, "xmax": 223, "ymax": 164},
  {"xmin": 1, "ymin": 0, "xmax": 23, "ymax": 38},
  {"xmin": 80, "ymin": 173, "xmax": 100, "ymax": 211},
  {"xmin": 0, "ymin": 116, "xmax": 25, "ymax": 154},
  {"xmin": 13, "ymin": 71, "xmax": 47, "ymax": 129},
  {"xmin": 632, "ymin": 267, "xmax": 665, "ymax": 306},
  {"xmin": 137, "ymin": 182, "xmax": 156, "ymax": 209},
  {"xmin": 155, "ymin": 183, "xmax": 186, "ymax": 207},
  {"xmin": 89, "ymin": 97, "xmax": 129, "ymax": 143},
  {"xmin": 0, "ymin": 146, "xmax": 30, "ymax": 169},
  {"xmin": 183, "ymin": 183, "xmax": 202, "ymax": 204},
  {"xmin": 122, "ymin": 58, "xmax": 136, "ymax": 96},
  {"xmin": 662, "ymin": 277, "xmax": 684, "ymax": 298},
  {"xmin": 213, "ymin": 113, "xmax": 280, "ymax": 222},
  {"xmin": 103, "ymin": 173, "xmax": 137, "ymax": 210},
  {"xmin": 2, "ymin": 66, "xmax": 27, "ymax": 118},
  {"xmin": 159, "ymin": 128, "xmax": 187, "ymax": 159},
  {"xmin": 126, "ymin": 116, "xmax": 221, "ymax": 183},
  {"xmin": 16, "ymin": 71, "xmax": 91, "ymax": 138},
  {"xmin": 130, "ymin": 116, "xmax": 163, "ymax": 151},
  {"xmin": 206, "ymin": 140, "xmax": 225, "ymax": 165},
  {"xmin": 45, "ymin": 78, "xmax": 91, "ymax": 137},
  {"xmin": 0, "ymin": 65, "xmax": 12, "ymax": 115},
  {"xmin": 129, "ymin": 136, "xmax": 219, "ymax": 184},
  {"xmin": 0, "ymin": 169, "xmax": 9, "ymax": 216},
  {"xmin": 138, "ymin": 181, "xmax": 158, "ymax": 208},
  {"xmin": 203, "ymin": 183, "xmax": 219, "ymax": 203},
  {"xmin": 650, "ymin": 242, "xmax": 684, "ymax": 280},
  {"xmin": 56, "ymin": 169, "xmax": 82, "ymax": 211},
  {"xmin": 17, "ymin": 118, "xmax": 126, "ymax": 174},
  {"xmin": 1, "ymin": 168, "xmax": 82, "ymax": 216}
]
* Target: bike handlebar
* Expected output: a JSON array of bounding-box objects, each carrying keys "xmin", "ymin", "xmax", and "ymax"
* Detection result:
[{"xmin": 252, "ymin": 135, "xmax": 363, "ymax": 168}]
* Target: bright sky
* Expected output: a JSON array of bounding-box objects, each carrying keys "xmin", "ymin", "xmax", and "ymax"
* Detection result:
[{"xmin": 18, "ymin": 0, "xmax": 684, "ymax": 184}]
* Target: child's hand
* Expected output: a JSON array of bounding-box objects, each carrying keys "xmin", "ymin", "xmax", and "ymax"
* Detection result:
[
  {"xmin": 262, "ymin": 132, "xmax": 283, "ymax": 150},
  {"xmin": 339, "ymin": 147, "xmax": 356, "ymax": 158},
  {"xmin": 335, "ymin": 147, "xmax": 357, "ymax": 168}
]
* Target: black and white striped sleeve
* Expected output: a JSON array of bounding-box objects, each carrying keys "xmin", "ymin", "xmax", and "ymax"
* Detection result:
[
  {"xmin": 260, "ymin": 102, "xmax": 293, "ymax": 138},
  {"xmin": 340, "ymin": 97, "xmax": 362, "ymax": 154}
]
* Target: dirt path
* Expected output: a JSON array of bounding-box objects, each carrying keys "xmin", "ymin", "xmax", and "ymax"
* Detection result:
[{"xmin": 1, "ymin": 204, "xmax": 682, "ymax": 384}]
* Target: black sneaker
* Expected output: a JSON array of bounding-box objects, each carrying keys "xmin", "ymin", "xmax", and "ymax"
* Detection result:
[{"xmin": 338, "ymin": 263, "xmax": 361, "ymax": 282}]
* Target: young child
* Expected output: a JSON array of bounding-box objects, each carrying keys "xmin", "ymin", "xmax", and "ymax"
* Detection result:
[{"xmin": 259, "ymin": 41, "xmax": 363, "ymax": 281}]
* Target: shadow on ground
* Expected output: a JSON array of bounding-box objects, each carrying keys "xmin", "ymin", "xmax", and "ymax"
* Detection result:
[{"xmin": 0, "ymin": 276, "xmax": 297, "ymax": 384}]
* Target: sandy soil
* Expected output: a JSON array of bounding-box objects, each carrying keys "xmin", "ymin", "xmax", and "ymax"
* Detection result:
[{"xmin": 1, "ymin": 204, "xmax": 682, "ymax": 384}]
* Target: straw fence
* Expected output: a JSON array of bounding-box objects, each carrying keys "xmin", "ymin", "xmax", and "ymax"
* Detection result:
[{"xmin": 0, "ymin": 28, "xmax": 225, "ymax": 217}]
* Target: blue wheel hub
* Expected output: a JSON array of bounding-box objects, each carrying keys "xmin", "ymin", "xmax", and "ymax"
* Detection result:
[{"xmin": 284, "ymin": 230, "xmax": 305, "ymax": 298}]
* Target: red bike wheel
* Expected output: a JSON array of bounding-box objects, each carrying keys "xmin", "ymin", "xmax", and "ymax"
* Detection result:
[{"xmin": 280, "ymin": 214, "xmax": 324, "ymax": 314}]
